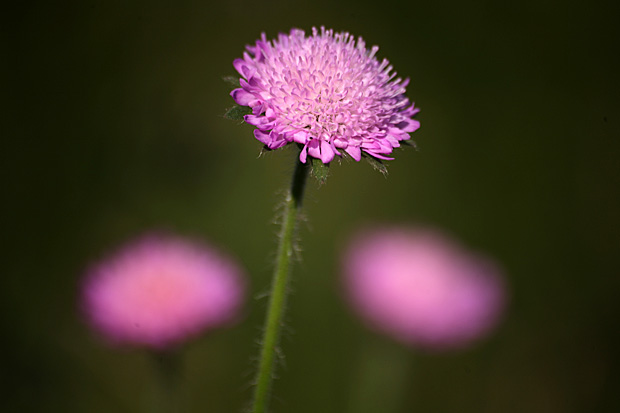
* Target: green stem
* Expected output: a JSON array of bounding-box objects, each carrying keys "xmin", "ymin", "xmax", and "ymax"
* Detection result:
[
  {"xmin": 149, "ymin": 350, "xmax": 182, "ymax": 413},
  {"xmin": 251, "ymin": 155, "xmax": 310, "ymax": 413}
]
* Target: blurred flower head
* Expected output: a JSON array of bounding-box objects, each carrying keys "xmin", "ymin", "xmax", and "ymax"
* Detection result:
[
  {"xmin": 231, "ymin": 27, "xmax": 419, "ymax": 164},
  {"xmin": 81, "ymin": 234, "xmax": 245, "ymax": 349},
  {"xmin": 342, "ymin": 227, "xmax": 506, "ymax": 350}
]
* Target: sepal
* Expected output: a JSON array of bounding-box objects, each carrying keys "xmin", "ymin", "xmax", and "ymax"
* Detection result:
[
  {"xmin": 224, "ymin": 105, "xmax": 252, "ymax": 122},
  {"xmin": 362, "ymin": 153, "xmax": 388, "ymax": 176},
  {"xmin": 310, "ymin": 157, "xmax": 330, "ymax": 185}
]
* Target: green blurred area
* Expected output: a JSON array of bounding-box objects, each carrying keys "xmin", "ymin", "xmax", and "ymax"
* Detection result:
[{"xmin": 2, "ymin": 0, "xmax": 619, "ymax": 411}]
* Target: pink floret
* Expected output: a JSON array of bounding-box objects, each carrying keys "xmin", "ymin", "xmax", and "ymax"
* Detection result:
[{"xmin": 81, "ymin": 235, "xmax": 245, "ymax": 349}]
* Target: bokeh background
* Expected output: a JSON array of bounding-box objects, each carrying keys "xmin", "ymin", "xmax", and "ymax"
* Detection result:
[{"xmin": 3, "ymin": 0, "xmax": 619, "ymax": 412}]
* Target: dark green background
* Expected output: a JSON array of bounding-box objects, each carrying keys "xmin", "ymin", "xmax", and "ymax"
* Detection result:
[{"xmin": 3, "ymin": 0, "xmax": 619, "ymax": 412}]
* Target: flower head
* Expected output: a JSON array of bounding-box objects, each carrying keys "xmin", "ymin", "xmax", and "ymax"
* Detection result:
[
  {"xmin": 81, "ymin": 234, "xmax": 245, "ymax": 349},
  {"xmin": 231, "ymin": 27, "xmax": 419, "ymax": 164},
  {"xmin": 342, "ymin": 227, "xmax": 506, "ymax": 350}
]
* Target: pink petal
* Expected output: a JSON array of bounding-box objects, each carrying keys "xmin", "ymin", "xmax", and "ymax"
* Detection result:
[
  {"xmin": 230, "ymin": 89, "xmax": 255, "ymax": 106},
  {"xmin": 253, "ymin": 129, "xmax": 272, "ymax": 145},
  {"xmin": 364, "ymin": 150, "xmax": 394, "ymax": 160},
  {"xmin": 320, "ymin": 140, "xmax": 335, "ymax": 163},
  {"xmin": 244, "ymin": 115, "xmax": 275, "ymax": 129},
  {"xmin": 299, "ymin": 144, "xmax": 308, "ymax": 163},
  {"xmin": 293, "ymin": 131, "xmax": 310, "ymax": 144},
  {"xmin": 306, "ymin": 139, "xmax": 321, "ymax": 159},
  {"xmin": 345, "ymin": 146, "xmax": 362, "ymax": 161}
]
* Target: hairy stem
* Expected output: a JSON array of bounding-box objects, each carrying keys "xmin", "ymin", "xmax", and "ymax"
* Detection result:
[{"xmin": 251, "ymin": 155, "xmax": 310, "ymax": 413}]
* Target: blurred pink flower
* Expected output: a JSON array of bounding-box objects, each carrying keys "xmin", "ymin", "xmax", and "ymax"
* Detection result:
[
  {"xmin": 230, "ymin": 27, "xmax": 419, "ymax": 164},
  {"xmin": 81, "ymin": 234, "xmax": 245, "ymax": 349},
  {"xmin": 342, "ymin": 227, "xmax": 506, "ymax": 350}
]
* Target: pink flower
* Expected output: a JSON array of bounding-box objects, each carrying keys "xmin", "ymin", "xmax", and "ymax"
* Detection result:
[
  {"xmin": 342, "ymin": 227, "xmax": 506, "ymax": 350},
  {"xmin": 230, "ymin": 27, "xmax": 419, "ymax": 164},
  {"xmin": 81, "ymin": 235, "xmax": 245, "ymax": 349}
]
